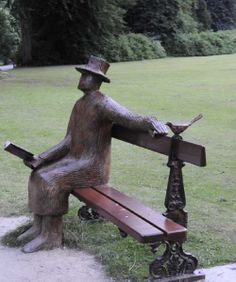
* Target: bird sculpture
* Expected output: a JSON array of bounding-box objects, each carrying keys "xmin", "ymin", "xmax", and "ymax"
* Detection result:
[{"xmin": 166, "ymin": 114, "xmax": 203, "ymax": 135}]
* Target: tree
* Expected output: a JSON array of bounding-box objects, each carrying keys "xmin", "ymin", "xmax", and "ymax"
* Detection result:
[
  {"xmin": 3, "ymin": 0, "xmax": 35, "ymax": 65},
  {"xmin": 6, "ymin": 0, "xmax": 135, "ymax": 65},
  {"xmin": 125, "ymin": 0, "xmax": 179, "ymax": 43},
  {"xmin": 0, "ymin": 2, "xmax": 19, "ymax": 64},
  {"xmin": 206, "ymin": 0, "xmax": 236, "ymax": 30},
  {"xmin": 125, "ymin": 0, "xmax": 203, "ymax": 52},
  {"xmin": 193, "ymin": 0, "xmax": 212, "ymax": 31},
  {"xmin": 176, "ymin": 0, "xmax": 199, "ymax": 33}
]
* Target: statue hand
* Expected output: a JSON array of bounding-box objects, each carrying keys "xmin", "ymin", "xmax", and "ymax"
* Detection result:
[
  {"xmin": 147, "ymin": 117, "xmax": 168, "ymax": 136},
  {"xmin": 23, "ymin": 156, "xmax": 45, "ymax": 170}
]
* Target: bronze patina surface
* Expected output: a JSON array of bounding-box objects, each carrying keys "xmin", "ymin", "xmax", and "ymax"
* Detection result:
[{"xmin": 18, "ymin": 56, "xmax": 168, "ymax": 253}]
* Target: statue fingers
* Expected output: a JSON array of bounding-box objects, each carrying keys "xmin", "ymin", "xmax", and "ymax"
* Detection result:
[{"xmin": 151, "ymin": 120, "xmax": 168, "ymax": 135}]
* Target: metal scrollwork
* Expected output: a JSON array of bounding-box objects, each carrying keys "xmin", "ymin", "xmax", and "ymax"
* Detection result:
[
  {"xmin": 165, "ymin": 159, "xmax": 186, "ymax": 211},
  {"xmin": 78, "ymin": 205, "xmax": 100, "ymax": 220},
  {"xmin": 164, "ymin": 134, "xmax": 188, "ymax": 227},
  {"xmin": 149, "ymin": 241, "xmax": 198, "ymax": 280}
]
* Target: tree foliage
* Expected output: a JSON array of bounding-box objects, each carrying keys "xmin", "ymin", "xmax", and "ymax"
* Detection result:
[
  {"xmin": 0, "ymin": 2, "xmax": 19, "ymax": 64},
  {"xmin": 193, "ymin": 0, "xmax": 212, "ymax": 31},
  {"xmin": 2, "ymin": 0, "xmax": 236, "ymax": 65},
  {"xmin": 125, "ymin": 0, "xmax": 212, "ymax": 51},
  {"xmin": 7, "ymin": 0, "xmax": 135, "ymax": 65},
  {"xmin": 173, "ymin": 29, "xmax": 236, "ymax": 56},
  {"xmin": 206, "ymin": 0, "xmax": 236, "ymax": 31},
  {"xmin": 102, "ymin": 33, "xmax": 166, "ymax": 62},
  {"xmin": 125, "ymin": 0, "xmax": 180, "ymax": 44}
]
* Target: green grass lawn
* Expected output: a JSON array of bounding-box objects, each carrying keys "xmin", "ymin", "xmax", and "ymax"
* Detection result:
[{"xmin": 1, "ymin": 54, "xmax": 236, "ymax": 281}]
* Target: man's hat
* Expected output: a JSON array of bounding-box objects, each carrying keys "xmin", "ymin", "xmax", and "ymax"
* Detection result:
[{"xmin": 75, "ymin": 56, "xmax": 110, "ymax": 83}]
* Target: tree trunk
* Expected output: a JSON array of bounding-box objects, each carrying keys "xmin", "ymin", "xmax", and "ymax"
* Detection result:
[{"xmin": 20, "ymin": 11, "xmax": 32, "ymax": 65}]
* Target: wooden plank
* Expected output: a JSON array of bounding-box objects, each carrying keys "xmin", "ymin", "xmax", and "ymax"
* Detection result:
[
  {"xmin": 72, "ymin": 188, "xmax": 165, "ymax": 243},
  {"xmin": 93, "ymin": 185, "xmax": 186, "ymax": 242},
  {"xmin": 178, "ymin": 138, "xmax": 206, "ymax": 167},
  {"xmin": 112, "ymin": 125, "xmax": 206, "ymax": 167}
]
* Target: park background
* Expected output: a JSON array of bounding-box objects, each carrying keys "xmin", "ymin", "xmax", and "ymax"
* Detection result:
[
  {"xmin": 1, "ymin": 0, "xmax": 236, "ymax": 65},
  {"xmin": 1, "ymin": 1, "xmax": 236, "ymax": 281}
]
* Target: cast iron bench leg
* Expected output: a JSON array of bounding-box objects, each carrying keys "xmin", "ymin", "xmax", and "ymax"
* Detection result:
[
  {"xmin": 149, "ymin": 241, "xmax": 198, "ymax": 280},
  {"xmin": 149, "ymin": 134, "xmax": 204, "ymax": 280}
]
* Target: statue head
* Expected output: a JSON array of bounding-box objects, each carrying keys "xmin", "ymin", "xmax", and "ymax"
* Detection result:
[
  {"xmin": 76, "ymin": 56, "xmax": 110, "ymax": 92},
  {"xmin": 76, "ymin": 56, "xmax": 110, "ymax": 81}
]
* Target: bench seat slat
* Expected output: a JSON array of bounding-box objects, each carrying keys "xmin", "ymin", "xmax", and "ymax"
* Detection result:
[
  {"xmin": 73, "ymin": 188, "xmax": 165, "ymax": 243},
  {"xmin": 93, "ymin": 185, "xmax": 186, "ymax": 242}
]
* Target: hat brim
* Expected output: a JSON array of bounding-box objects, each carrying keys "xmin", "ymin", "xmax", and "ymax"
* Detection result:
[{"xmin": 75, "ymin": 65, "xmax": 110, "ymax": 83}]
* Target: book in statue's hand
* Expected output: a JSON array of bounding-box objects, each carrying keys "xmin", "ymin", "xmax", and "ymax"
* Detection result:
[{"xmin": 4, "ymin": 141, "xmax": 34, "ymax": 161}]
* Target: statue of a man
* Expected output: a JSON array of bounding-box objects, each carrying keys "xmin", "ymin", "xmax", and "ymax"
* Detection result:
[{"xmin": 18, "ymin": 56, "xmax": 167, "ymax": 253}]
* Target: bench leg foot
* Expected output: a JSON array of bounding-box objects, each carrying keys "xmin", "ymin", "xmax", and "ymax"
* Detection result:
[
  {"xmin": 149, "ymin": 241, "xmax": 199, "ymax": 281},
  {"xmin": 78, "ymin": 205, "xmax": 101, "ymax": 220}
]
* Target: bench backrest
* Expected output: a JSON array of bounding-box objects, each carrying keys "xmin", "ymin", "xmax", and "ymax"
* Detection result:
[{"xmin": 112, "ymin": 125, "xmax": 206, "ymax": 167}]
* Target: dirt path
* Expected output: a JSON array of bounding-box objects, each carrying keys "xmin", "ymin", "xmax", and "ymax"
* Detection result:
[
  {"xmin": 0, "ymin": 216, "xmax": 113, "ymax": 282},
  {"xmin": 1, "ymin": 216, "xmax": 236, "ymax": 282}
]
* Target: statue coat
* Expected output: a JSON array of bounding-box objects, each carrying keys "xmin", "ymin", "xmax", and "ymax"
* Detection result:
[{"xmin": 28, "ymin": 90, "xmax": 151, "ymax": 215}]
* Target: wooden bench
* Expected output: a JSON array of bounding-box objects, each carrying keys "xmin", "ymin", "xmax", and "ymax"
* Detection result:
[{"xmin": 72, "ymin": 125, "xmax": 206, "ymax": 281}]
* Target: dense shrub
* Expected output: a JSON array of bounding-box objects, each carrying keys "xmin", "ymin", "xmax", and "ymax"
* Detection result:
[
  {"xmin": 0, "ymin": 7, "xmax": 19, "ymax": 64},
  {"xmin": 102, "ymin": 33, "xmax": 166, "ymax": 62},
  {"xmin": 125, "ymin": 0, "xmax": 211, "ymax": 53},
  {"xmin": 172, "ymin": 30, "xmax": 236, "ymax": 56}
]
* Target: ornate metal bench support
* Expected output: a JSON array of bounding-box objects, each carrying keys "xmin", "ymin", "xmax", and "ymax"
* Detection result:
[
  {"xmin": 154, "ymin": 133, "xmax": 205, "ymax": 281},
  {"xmin": 149, "ymin": 241, "xmax": 198, "ymax": 280},
  {"xmin": 164, "ymin": 134, "xmax": 188, "ymax": 227}
]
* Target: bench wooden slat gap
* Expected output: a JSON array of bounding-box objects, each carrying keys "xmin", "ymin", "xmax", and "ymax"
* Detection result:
[
  {"xmin": 72, "ymin": 188, "xmax": 165, "ymax": 243},
  {"xmin": 93, "ymin": 185, "xmax": 186, "ymax": 242}
]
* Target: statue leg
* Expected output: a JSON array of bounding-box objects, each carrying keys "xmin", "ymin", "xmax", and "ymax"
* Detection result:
[
  {"xmin": 22, "ymin": 215, "xmax": 63, "ymax": 253},
  {"xmin": 17, "ymin": 214, "xmax": 42, "ymax": 242}
]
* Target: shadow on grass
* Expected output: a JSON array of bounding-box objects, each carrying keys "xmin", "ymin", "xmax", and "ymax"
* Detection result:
[{"xmin": 1, "ymin": 223, "xmax": 32, "ymax": 248}]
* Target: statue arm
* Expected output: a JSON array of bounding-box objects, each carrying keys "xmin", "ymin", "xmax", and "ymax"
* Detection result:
[
  {"xmin": 99, "ymin": 96, "xmax": 167, "ymax": 135},
  {"xmin": 38, "ymin": 133, "xmax": 71, "ymax": 163},
  {"xmin": 23, "ymin": 133, "xmax": 71, "ymax": 170}
]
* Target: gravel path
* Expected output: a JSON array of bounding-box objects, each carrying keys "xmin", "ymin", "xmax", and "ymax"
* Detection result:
[
  {"xmin": 0, "ymin": 216, "xmax": 113, "ymax": 282},
  {"xmin": 1, "ymin": 216, "xmax": 236, "ymax": 282}
]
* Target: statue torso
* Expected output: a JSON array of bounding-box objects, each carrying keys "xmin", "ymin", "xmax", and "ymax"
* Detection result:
[{"xmin": 67, "ymin": 90, "xmax": 112, "ymax": 172}]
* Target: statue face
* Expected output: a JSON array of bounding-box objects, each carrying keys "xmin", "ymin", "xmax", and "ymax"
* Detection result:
[{"xmin": 78, "ymin": 72, "xmax": 101, "ymax": 92}]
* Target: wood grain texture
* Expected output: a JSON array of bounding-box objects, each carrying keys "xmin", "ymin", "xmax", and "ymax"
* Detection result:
[
  {"xmin": 73, "ymin": 185, "xmax": 187, "ymax": 243},
  {"xmin": 112, "ymin": 125, "xmax": 206, "ymax": 167},
  {"xmin": 93, "ymin": 185, "xmax": 187, "ymax": 242},
  {"xmin": 73, "ymin": 187, "xmax": 166, "ymax": 243}
]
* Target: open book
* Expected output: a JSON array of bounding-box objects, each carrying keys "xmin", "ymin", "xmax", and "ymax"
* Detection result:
[{"xmin": 4, "ymin": 141, "xmax": 34, "ymax": 161}]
